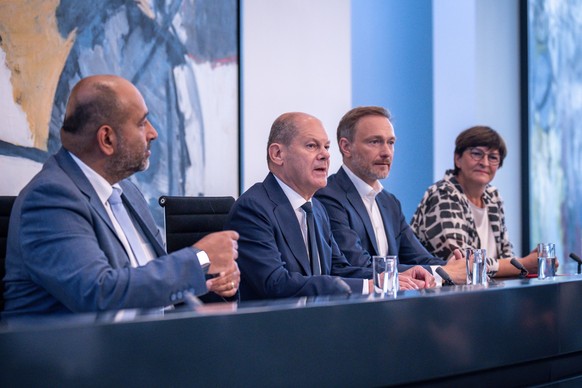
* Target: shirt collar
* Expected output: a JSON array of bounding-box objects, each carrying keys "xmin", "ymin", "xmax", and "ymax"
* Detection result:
[
  {"xmin": 342, "ymin": 164, "xmax": 383, "ymax": 199},
  {"xmin": 273, "ymin": 175, "xmax": 312, "ymax": 210},
  {"xmin": 68, "ymin": 151, "xmax": 118, "ymax": 204}
]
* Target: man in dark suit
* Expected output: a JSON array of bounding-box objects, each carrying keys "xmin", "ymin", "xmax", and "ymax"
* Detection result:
[
  {"xmin": 3, "ymin": 75, "xmax": 239, "ymax": 318},
  {"xmin": 224, "ymin": 112, "xmax": 435, "ymax": 300},
  {"xmin": 315, "ymin": 106, "xmax": 466, "ymax": 285}
]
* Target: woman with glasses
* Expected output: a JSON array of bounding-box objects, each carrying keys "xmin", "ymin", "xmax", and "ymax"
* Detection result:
[{"xmin": 410, "ymin": 126, "xmax": 539, "ymax": 277}]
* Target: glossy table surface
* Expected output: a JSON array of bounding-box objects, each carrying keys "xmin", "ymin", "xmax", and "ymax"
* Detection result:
[{"xmin": 2, "ymin": 274, "xmax": 582, "ymax": 387}]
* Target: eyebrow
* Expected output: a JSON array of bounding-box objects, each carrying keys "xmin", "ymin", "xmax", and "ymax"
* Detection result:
[
  {"xmin": 364, "ymin": 135, "xmax": 396, "ymax": 141},
  {"xmin": 472, "ymin": 147, "xmax": 499, "ymax": 154}
]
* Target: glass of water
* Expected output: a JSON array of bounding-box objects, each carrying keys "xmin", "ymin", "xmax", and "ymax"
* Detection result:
[
  {"xmin": 465, "ymin": 248, "xmax": 488, "ymax": 285},
  {"xmin": 538, "ymin": 243, "xmax": 556, "ymax": 279},
  {"xmin": 372, "ymin": 256, "xmax": 398, "ymax": 296}
]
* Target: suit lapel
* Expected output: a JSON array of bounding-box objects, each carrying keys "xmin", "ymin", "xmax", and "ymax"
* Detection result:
[
  {"xmin": 312, "ymin": 204, "xmax": 330, "ymax": 275},
  {"xmin": 57, "ymin": 148, "xmax": 166, "ymax": 258},
  {"xmin": 338, "ymin": 168, "xmax": 380, "ymax": 255},
  {"xmin": 377, "ymin": 191, "xmax": 397, "ymax": 256},
  {"xmin": 55, "ymin": 149, "xmax": 119, "ymax": 238},
  {"xmin": 265, "ymin": 174, "xmax": 312, "ymax": 275},
  {"xmin": 119, "ymin": 182, "xmax": 166, "ymax": 257}
]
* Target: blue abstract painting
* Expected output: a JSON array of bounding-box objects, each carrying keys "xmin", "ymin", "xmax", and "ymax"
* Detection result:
[
  {"xmin": 528, "ymin": 0, "xmax": 582, "ymax": 271},
  {"xmin": 0, "ymin": 0, "xmax": 239, "ymax": 226}
]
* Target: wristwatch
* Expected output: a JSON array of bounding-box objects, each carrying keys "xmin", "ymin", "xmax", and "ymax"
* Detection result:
[{"xmin": 197, "ymin": 250, "xmax": 210, "ymax": 274}]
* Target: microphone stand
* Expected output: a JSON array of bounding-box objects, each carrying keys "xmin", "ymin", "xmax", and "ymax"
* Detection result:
[{"xmin": 568, "ymin": 253, "xmax": 582, "ymax": 274}]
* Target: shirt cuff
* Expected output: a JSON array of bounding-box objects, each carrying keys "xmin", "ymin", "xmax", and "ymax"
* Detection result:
[
  {"xmin": 196, "ymin": 250, "xmax": 210, "ymax": 273},
  {"xmin": 431, "ymin": 265, "xmax": 443, "ymax": 288}
]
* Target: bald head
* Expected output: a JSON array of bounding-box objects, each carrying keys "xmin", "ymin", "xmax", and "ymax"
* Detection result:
[
  {"xmin": 59, "ymin": 75, "xmax": 156, "ymax": 184},
  {"xmin": 266, "ymin": 112, "xmax": 330, "ymax": 199},
  {"xmin": 61, "ymin": 75, "xmax": 135, "ymax": 154},
  {"xmin": 266, "ymin": 112, "xmax": 321, "ymax": 167}
]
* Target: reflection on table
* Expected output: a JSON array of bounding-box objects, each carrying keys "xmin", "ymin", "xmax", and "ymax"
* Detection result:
[{"xmin": 2, "ymin": 274, "xmax": 582, "ymax": 386}]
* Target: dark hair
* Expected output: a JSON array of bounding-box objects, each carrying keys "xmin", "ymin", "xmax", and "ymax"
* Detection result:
[
  {"xmin": 266, "ymin": 113, "xmax": 301, "ymax": 165},
  {"xmin": 336, "ymin": 106, "xmax": 391, "ymax": 155},
  {"xmin": 61, "ymin": 83, "xmax": 124, "ymax": 135},
  {"xmin": 453, "ymin": 125, "xmax": 507, "ymax": 174}
]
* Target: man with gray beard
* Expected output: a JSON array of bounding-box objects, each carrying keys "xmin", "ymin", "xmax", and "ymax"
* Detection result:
[{"xmin": 3, "ymin": 75, "xmax": 239, "ymax": 318}]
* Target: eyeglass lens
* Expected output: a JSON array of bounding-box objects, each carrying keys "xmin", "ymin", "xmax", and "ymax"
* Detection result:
[{"xmin": 469, "ymin": 148, "xmax": 500, "ymax": 165}]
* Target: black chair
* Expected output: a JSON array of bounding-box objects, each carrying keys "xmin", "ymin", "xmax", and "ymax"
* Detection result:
[
  {"xmin": 159, "ymin": 195, "xmax": 237, "ymax": 304},
  {"xmin": 0, "ymin": 196, "xmax": 17, "ymax": 313},
  {"xmin": 158, "ymin": 195, "xmax": 235, "ymax": 253}
]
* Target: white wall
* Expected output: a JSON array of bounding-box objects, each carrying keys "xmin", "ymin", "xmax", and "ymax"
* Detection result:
[
  {"xmin": 243, "ymin": 0, "xmax": 523, "ymax": 252},
  {"xmin": 241, "ymin": 0, "xmax": 351, "ymax": 190},
  {"xmin": 433, "ymin": 0, "xmax": 523, "ymax": 253}
]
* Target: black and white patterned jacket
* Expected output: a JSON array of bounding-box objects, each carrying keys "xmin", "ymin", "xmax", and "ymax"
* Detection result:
[{"xmin": 410, "ymin": 170, "xmax": 514, "ymax": 276}]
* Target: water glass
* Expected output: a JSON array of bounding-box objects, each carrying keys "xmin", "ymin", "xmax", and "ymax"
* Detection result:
[
  {"xmin": 538, "ymin": 243, "xmax": 556, "ymax": 279},
  {"xmin": 465, "ymin": 248, "xmax": 488, "ymax": 285},
  {"xmin": 372, "ymin": 256, "xmax": 398, "ymax": 296}
]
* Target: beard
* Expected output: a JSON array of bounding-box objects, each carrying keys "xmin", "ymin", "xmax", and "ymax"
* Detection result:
[
  {"xmin": 106, "ymin": 138, "xmax": 150, "ymax": 182},
  {"xmin": 350, "ymin": 153, "xmax": 390, "ymax": 183}
]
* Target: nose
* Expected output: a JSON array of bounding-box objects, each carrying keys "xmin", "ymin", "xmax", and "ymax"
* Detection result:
[
  {"xmin": 320, "ymin": 147, "xmax": 330, "ymax": 159},
  {"xmin": 380, "ymin": 141, "xmax": 392, "ymax": 156},
  {"xmin": 147, "ymin": 121, "xmax": 158, "ymax": 141}
]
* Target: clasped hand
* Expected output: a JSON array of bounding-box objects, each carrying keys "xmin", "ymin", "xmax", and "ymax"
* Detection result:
[{"xmin": 193, "ymin": 230, "xmax": 240, "ymax": 297}]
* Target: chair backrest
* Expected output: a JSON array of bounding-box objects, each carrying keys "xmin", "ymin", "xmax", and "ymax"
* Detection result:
[
  {"xmin": 0, "ymin": 196, "xmax": 17, "ymax": 313},
  {"xmin": 159, "ymin": 196, "xmax": 235, "ymax": 253}
]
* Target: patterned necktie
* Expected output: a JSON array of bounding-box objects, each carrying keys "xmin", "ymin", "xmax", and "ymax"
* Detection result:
[
  {"xmin": 108, "ymin": 188, "xmax": 148, "ymax": 266},
  {"xmin": 301, "ymin": 201, "xmax": 322, "ymax": 275}
]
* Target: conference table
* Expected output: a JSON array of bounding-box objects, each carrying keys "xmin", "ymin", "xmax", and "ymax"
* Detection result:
[{"xmin": 2, "ymin": 274, "xmax": 582, "ymax": 387}]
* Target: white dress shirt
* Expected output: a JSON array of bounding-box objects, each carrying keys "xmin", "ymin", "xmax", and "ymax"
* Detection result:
[
  {"xmin": 342, "ymin": 165, "xmax": 443, "ymax": 286},
  {"xmin": 69, "ymin": 152, "xmax": 156, "ymax": 267},
  {"xmin": 342, "ymin": 165, "xmax": 389, "ymax": 256},
  {"xmin": 274, "ymin": 175, "xmax": 368, "ymax": 293}
]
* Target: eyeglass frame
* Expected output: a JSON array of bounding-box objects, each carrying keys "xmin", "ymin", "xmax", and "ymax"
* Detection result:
[{"xmin": 466, "ymin": 147, "xmax": 501, "ymax": 166}]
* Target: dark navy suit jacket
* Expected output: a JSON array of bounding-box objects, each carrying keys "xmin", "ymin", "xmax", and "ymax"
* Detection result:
[
  {"xmin": 315, "ymin": 167, "xmax": 445, "ymax": 270},
  {"xmin": 3, "ymin": 148, "xmax": 208, "ymax": 318},
  {"xmin": 224, "ymin": 173, "xmax": 372, "ymax": 300}
]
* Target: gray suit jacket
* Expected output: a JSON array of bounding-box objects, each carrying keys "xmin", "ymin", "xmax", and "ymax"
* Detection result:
[{"xmin": 2, "ymin": 148, "xmax": 207, "ymax": 318}]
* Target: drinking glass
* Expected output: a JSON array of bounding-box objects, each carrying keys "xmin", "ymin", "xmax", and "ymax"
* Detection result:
[
  {"xmin": 372, "ymin": 256, "xmax": 398, "ymax": 296},
  {"xmin": 465, "ymin": 248, "xmax": 488, "ymax": 285},
  {"xmin": 538, "ymin": 243, "xmax": 556, "ymax": 279}
]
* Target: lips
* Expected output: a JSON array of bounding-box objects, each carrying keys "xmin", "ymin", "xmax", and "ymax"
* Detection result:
[{"xmin": 314, "ymin": 166, "xmax": 328, "ymax": 175}]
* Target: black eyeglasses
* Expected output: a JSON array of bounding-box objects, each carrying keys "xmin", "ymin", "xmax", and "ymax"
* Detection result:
[{"xmin": 467, "ymin": 148, "xmax": 501, "ymax": 166}]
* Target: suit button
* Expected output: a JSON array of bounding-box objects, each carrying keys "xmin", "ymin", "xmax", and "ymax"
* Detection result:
[
  {"xmin": 170, "ymin": 293, "xmax": 177, "ymax": 302},
  {"xmin": 177, "ymin": 291, "xmax": 183, "ymax": 300}
]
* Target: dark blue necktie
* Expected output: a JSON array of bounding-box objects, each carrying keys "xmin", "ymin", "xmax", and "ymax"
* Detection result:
[{"xmin": 301, "ymin": 202, "xmax": 322, "ymax": 276}]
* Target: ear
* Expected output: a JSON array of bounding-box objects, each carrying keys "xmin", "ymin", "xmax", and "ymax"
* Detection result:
[
  {"xmin": 454, "ymin": 153, "xmax": 461, "ymax": 169},
  {"xmin": 96, "ymin": 125, "xmax": 116, "ymax": 156},
  {"xmin": 268, "ymin": 143, "xmax": 284, "ymax": 166},
  {"xmin": 338, "ymin": 137, "xmax": 351, "ymax": 158}
]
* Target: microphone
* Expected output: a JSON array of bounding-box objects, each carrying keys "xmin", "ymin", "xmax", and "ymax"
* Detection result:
[
  {"xmin": 435, "ymin": 267, "xmax": 455, "ymax": 286},
  {"xmin": 510, "ymin": 258, "xmax": 529, "ymax": 278},
  {"xmin": 569, "ymin": 253, "xmax": 582, "ymax": 263},
  {"xmin": 569, "ymin": 253, "xmax": 582, "ymax": 274}
]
